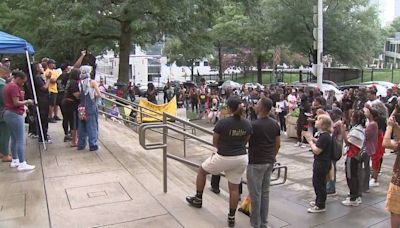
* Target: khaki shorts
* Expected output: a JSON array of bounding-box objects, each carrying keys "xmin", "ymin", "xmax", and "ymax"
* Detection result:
[{"xmin": 202, "ymin": 153, "xmax": 248, "ymax": 184}]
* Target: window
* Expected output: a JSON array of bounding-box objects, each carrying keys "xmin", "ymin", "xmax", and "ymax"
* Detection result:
[
  {"xmin": 194, "ymin": 61, "xmax": 200, "ymax": 66},
  {"xmin": 203, "ymin": 61, "xmax": 209, "ymax": 66}
]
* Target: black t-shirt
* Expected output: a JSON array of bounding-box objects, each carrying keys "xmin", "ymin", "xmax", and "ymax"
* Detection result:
[
  {"xmin": 199, "ymin": 94, "xmax": 207, "ymax": 104},
  {"xmin": 214, "ymin": 116, "xmax": 252, "ymax": 156},
  {"xmin": 34, "ymin": 75, "xmax": 49, "ymax": 103},
  {"xmin": 248, "ymin": 116, "xmax": 280, "ymax": 164},
  {"xmin": 57, "ymin": 73, "xmax": 69, "ymax": 93},
  {"xmin": 65, "ymin": 80, "xmax": 80, "ymax": 107},
  {"xmin": 315, "ymin": 132, "xmax": 332, "ymax": 161}
]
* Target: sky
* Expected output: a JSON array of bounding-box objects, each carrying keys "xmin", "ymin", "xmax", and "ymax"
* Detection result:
[{"xmin": 377, "ymin": 0, "xmax": 395, "ymax": 26}]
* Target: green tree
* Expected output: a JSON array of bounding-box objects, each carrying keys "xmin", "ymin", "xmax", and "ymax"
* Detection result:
[{"xmin": 270, "ymin": 0, "xmax": 382, "ymax": 67}]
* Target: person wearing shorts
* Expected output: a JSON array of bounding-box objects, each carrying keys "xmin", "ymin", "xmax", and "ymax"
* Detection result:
[{"xmin": 186, "ymin": 96, "xmax": 252, "ymax": 227}]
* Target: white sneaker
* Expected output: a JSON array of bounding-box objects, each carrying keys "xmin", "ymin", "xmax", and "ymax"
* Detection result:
[
  {"xmin": 301, "ymin": 144, "xmax": 307, "ymax": 148},
  {"xmin": 342, "ymin": 198, "xmax": 360, "ymax": 207},
  {"xmin": 307, "ymin": 206, "xmax": 326, "ymax": 213},
  {"xmin": 369, "ymin": 178, "xmax": 380, "ymax": 187},
  {"xmin": 295, "ymin": 142, "xmax": 301, "ymax": 147},
  {"xmin": 10, "ymin": 159, "xmax": 20, "ymax": 168},
  {"xmin": 17, "ymin": 162, "xmax": 35, "ymax": 171},
  {"xmin": 309, "ymin": 201, "xmax": 316, "ymax": 207}
]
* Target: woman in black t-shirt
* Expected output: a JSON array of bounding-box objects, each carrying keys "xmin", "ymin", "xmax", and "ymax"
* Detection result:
[
  {"xmin": 186, "ymin": 96, "xmax": 252, "ymax": 227},
  {"xmin": 303, "ymin": 114, "xmax": 333, "ymax": 213},
  {"xmin": 61, "ymin": 69, "xmax": 80, "ymax": 147},
  {"xmin": 32, "ymin": 62, "xmax": 50, "ymax": 142}
]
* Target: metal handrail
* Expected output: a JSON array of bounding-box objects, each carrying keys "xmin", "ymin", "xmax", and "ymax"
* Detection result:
[{"xmin": 139, "ymin": 112, "xmax": 288, "ymax": 193}]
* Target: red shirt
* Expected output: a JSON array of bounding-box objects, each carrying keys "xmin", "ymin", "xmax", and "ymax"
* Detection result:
[
  {"xmin": 3, "ymin": 82, "xmax": 25, "ymax": 115},
  {"xmin": 346, "ymin": 144, "xmax": 360, "ymax": 158}
]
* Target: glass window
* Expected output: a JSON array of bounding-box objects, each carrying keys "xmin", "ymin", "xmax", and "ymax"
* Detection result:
[
  {"xmin": 204, "ymin": 61, "xmax": 209, "ymax": 66},
  {"xmin": 194, "ymin": 61, "xmax": 200, "ymax": 66}
]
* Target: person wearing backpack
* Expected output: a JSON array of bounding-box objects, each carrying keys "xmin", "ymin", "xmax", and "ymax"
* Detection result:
[
  {"xmin": 326, "ymin": 107, "xmax": 344, "ymax": 196},
  {"xmin": 341, "ymin": 110, "xmax": 366, "ymax": 207},
  {"xmin": 303, "ymin": 114, "xmax": 333, "ymax": 213}
]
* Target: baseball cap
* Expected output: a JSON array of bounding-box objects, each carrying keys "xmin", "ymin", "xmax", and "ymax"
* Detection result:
[
  {"xmin": 1, "ymin": 57, "xmax": 11, "ymax": 63},
  {"xmin": 227, "ymin": 96, "xmax": 242, "ymax": 111},
  {"xmin": 328, "ymin": 107, "xmax": 342, "ymax": 119}
]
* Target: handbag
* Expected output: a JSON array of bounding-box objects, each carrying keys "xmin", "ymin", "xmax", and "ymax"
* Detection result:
[{"xmin": 78, "ymin": 82, "xmax": 88, "ymax": 121}]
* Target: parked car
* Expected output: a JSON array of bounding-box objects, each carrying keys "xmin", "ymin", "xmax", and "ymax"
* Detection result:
[
  {"xmin": 220, "ymin": 80, "xmax": 242, "ymax": 90},
  {"xmin": 361, "ymin": 81, "xmax": 395, "ymax": 89},
  {"xmin": 244, "ymin": 83, "xmax": 265, "ymax": 90}
]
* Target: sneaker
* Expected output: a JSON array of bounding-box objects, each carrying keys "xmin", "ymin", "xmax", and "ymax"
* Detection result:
[
  {"xmin": 227, "ymin": 215, "xmax": 235, "ymax": 227},
  {"xmin": 54, "ymin": 116, "xmax": 62, "ymax": 121},
  {"xmin": 301, "ymin": 144, "xmax": 307, "ymax": 148},
  {"xmin": 64, "ymin": 135, "xmax": 72, "ymax": 142},
  {"xmin": 369, "ymin": 178, "xmax": 380, "ymax": 187},
  {"xmin": 309, "ymin": 201, "xmax": 316, "ymax": 207},
  {"xmin": 10, "ymin": 159, "xmax": 20, "ymax": 168},
  {"xmin": 307, "ymin": 206, "xmax": 326, "ymax": 213},
  {"xmin": 186, "ymin": 195, "xmax": 202, "ymax": 208},
  {"xmin": 210, "ymin": 187, "xmax": 220, "ymax": 194},
  {"xmin": 345, "ymin": 196, "xmax": 362, "ymax": 204},
  {"xmin": 327, "ymin": 191, "xmax": 337, "ymax": 196},
  {"xmin": 17, "ymin": 161, "xmax": 35, "ymax": 171},
  {"xmin": 39, "ymin": 139, "xmax": 53, "ymax": 144},
  {"xmin": 295, "ymin": 142, "xmax": 301, "ymax": 147},
  {"xmin": 342, "ymin": 198, "xmax": 360, "ymax": 207}
]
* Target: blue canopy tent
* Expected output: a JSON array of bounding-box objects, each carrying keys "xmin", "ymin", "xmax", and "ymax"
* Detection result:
[{"xmin": 0, "ymin": 31, "xmax": 46, "ymax": 150}]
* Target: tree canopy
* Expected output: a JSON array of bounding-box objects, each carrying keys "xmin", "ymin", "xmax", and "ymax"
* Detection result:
[{"xmin": 0, "ymin": 0, "xmax": 385, "ymax": 84}]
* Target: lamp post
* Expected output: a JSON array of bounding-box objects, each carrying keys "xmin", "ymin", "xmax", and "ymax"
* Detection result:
[{"xmin": 316, "ymin": 0, "xmax": 323, "ymax": 88}]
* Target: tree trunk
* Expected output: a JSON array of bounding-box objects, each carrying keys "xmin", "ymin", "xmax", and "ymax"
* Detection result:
[
  {"xmin": 118, "ymin": 21, "xmax": 132, "ymax": 87},
  {"xmin": 218, "ymin": 42, "xmax": 223, "ymax": 81},
  {"xmin": 257, "ymin": 55, "xmax": 262, "ymax": 84},
  {"xmin": 190, "ymin": 59, "xmax": 194, "ymax": 81}
]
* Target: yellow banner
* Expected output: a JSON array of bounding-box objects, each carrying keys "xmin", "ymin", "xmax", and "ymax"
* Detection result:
[{"xmin": 136, "ymin": 96, "xmax": 177, "ymax": 123}]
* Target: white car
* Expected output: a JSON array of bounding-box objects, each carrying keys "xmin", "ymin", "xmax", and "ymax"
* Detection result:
[
  {"xmin": 244, "ymin": 83, "xmax": 264, "ymax": 90},
  {"xmin": 365, "ymin": 84, "xmax": 387, "ymax": 98},
  {"xmin": 362, "ymin": 81, "xmax": 395, "ymax": 89},
  {"xmin": 220, "ymin": 80, "xmax": 242, "ymax": 90}
]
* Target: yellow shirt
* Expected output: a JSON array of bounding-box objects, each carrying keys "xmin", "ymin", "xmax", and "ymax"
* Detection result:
[{"xmin": 45, "ymin": 69, "xmax": 60, "ymax": 93}]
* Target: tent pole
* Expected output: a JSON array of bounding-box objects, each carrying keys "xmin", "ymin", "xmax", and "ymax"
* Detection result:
[{"xmin": 25, "ymin": 50, "xmax": 46, "ymax": 150}]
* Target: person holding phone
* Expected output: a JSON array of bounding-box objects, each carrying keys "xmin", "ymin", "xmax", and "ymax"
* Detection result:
[
  {"xmin": 2, "ymin": 71, "xmax": 35, "ymax": 171},
  {"xmin": 382, "ymin": 103, "xmax": 400, "ymax": 228}
]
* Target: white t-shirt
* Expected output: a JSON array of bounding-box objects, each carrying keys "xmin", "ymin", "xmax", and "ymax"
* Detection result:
[{"xmin": 276, "ymin": 100, "xmax": 288, "ymax": 113}]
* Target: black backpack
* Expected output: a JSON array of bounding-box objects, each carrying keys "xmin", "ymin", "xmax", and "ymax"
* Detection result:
[{"xmin": 331, "ymin": 133, "xmax": 343, "ymax": 161}]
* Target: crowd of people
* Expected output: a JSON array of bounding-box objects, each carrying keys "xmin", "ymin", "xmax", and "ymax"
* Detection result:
[
  {"xmin": 0, "ymin": 51, "xmax": 102, "ymax": 172},
  {"xmin": 174, "ymin": 80, "xmax": 400, "ymax": 227},
  {"xmin": 1, "ymin": 52, "xmax": 400, "ymax": 227}
]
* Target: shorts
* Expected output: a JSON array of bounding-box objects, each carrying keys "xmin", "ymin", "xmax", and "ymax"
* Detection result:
[
  {"xmin": 202, "ymin": 153, "xmax": 248, "ymax": 184},
  {"xmin": 199, "ymin": 103, "xmax": 206, "ymax": 113},
  {"xmin": 49, "ymin": 92, "xmax": 58, "ymax": 106}
]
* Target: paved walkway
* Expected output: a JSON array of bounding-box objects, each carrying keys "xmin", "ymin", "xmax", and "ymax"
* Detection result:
[{"xmin": 0, "ymin": 118, "xmax": 395, "ymax": 227}]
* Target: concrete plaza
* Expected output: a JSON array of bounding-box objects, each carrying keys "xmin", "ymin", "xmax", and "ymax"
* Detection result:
[{"xmin": 0, "ymin": 118, "xmax": 395, "ymax": 227}]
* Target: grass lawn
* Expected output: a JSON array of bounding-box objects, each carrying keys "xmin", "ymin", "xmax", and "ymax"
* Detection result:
[{"xmin": 232, "ymin": 69, "xmax": 400, "ymax": 85}]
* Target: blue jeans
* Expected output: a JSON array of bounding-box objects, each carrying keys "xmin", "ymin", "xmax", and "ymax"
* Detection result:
[
  {"xmin": 3, "ymin": 111, "xmax": 25, "ymax": 162},
  {"xmin": 77, "ymin": 113, "xmax": 98, "ymax": 150},
  {"xmin": 247, "ymin": 163, "xmax": 273, "ymax": 228}
]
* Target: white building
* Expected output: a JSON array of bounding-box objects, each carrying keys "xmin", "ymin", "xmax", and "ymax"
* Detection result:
[{"xmin": 96, "ymin": 43, "xmax": 216, "ymax": 86}]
